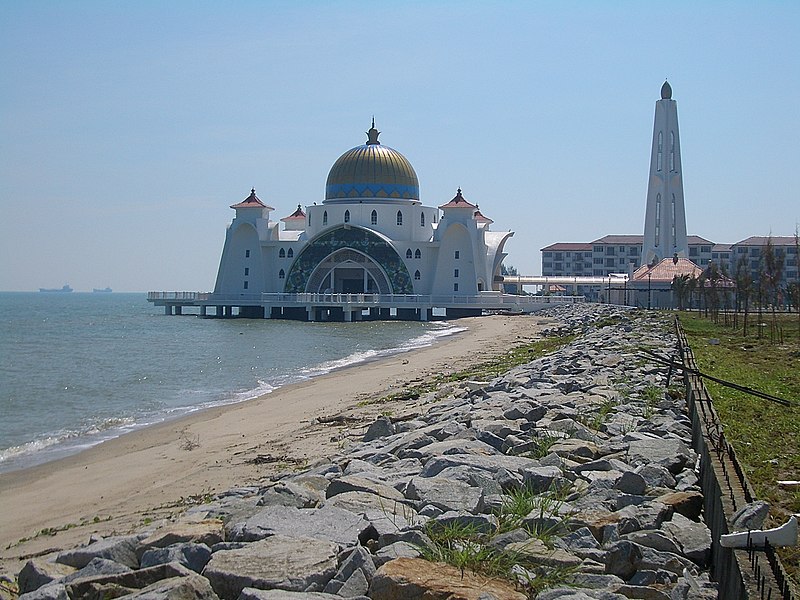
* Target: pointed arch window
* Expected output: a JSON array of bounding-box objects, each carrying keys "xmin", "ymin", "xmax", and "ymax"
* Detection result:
[
  {"xmin": 396, "ymin": 210, "xmax": 403, "ymax": 226},
  {"xmin": 414, "ymin": 249, "xmax": 421, "ymax": 259},
  {"xmin": 371, "ymin": 210, "xmax": 378, "ymax": 225},
  {"xmin": 323, "ymin": 211, "xmax": 328, "ymax": 226},
  {"xmin": 433, "ymin": 212, "xmax": 438, "ymax": 223},
  {"xmin": 414, "ymin": 270, "xmax": 421, "ymax": 280},
  {"xmin": 279, "ymin": 248, "xmax": 286, "ymax": 258},
  {"xmin": 420, "ymin": 213, "xmax": 425, "ymax": 226},
  {"xmin": 654, "ymin": 194, "xmax": 661, "ymax": 247},
  {"xmin": 669, "ymin": 132, "xmax": 675, "ymax": 172},
  {"xmin": 671, "ymin": 194, "xmax": 677, "ymax": 248},
  {"xmin": 657, "ymin": 131, "xmax": 663, "ymax": 172},
  {"xmin": 344, "ymin": 210, "xmax": 350, "ymax": 223},
  {"xmin": 308, "ymin": 213, "xmax": 312, "ymax": 227},
  {"xmin": 406, "ymin": 249, "xmax": 413, "ymax": 259},
  {"xmin": 278, "ymin": 269, "xmax": 285, "ymax": 279},
  {"xmin": 287, "ymin": 248, "xmax": 294, "ymax": 258}
]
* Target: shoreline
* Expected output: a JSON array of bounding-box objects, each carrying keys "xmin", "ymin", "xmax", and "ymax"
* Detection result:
[
  {"xmin": 0, "ymin": 313, "xmax": 550, "ymax": 573},
  {"xmin": 0, "ymin": 319, "xmax": 466, "ymax": 476}
]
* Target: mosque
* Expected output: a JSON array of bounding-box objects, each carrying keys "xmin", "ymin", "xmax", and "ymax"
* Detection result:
[{"xmin": 196, "ymin": 120, "xmax": 537, "ymax": 320}]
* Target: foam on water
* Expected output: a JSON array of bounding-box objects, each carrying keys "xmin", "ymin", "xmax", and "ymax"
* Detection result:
[{"xmin": 0, "ymin": 293, "xmax": 463, "ymax": 473}]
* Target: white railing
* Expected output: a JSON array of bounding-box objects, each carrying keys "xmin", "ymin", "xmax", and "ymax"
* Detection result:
[
  {"xmin": 147, "ymin": 291, "xmax": 211, "ymax": 301},
  {"xmin": 147, "ymin": 291, "xmax": 586, "ymax": 308}
]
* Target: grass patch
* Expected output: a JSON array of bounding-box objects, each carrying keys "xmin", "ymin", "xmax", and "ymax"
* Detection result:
[
  {"xmin": 678, "ymin": 311, "xmax": 800, "ymax": 583},
  {"xmin": 418, "ymin": 484, "xmax": 575, "ymax": 597},
  {"xmin": 369, "ymin": 334, "xmax": 575, "ymax": 405}
]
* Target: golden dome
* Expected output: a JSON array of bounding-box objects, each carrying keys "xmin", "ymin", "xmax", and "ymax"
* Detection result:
[{"xmin": 325, "ymin": 121, "xmax": 419, "ymax": 202}]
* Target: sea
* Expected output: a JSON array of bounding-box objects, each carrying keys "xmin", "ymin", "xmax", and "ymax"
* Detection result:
[{"xmin": 0, "ymin": 292, "xmax": 463, "ymax": 474}]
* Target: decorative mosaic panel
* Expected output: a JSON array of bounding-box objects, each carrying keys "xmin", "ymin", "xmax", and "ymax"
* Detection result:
[{"xmin": 285, "ymin": 226, "xmax": 413, "ymax": 294}]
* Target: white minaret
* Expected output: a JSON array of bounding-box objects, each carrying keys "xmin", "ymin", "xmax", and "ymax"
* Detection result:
[{"xmin": 641, "ymin": 81, "xmax": 688, "ymax": 267}]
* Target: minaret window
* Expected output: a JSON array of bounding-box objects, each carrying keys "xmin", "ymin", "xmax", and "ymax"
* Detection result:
[
  {"xmin": 414, "ymin": 270, "xmax": 421, "ymax": 280},
  {"xmin": 244, "ymin": 268, "xmax": 249, "ymax": 276},
  {"xmin": 396, "ymin": 210, "xmax": 403, "ymax": 226},
  {"xmin": 670, "ymin": 132, "xmax": 675, "ymax": 172},
  {"xmin": 308, "ymin": 214, "xmax": 311, "ymax": 226},
  {"xmin": 244, "ymin": 281, "xmax": 248, "ymax": 289},
  {"xmin": 671, "ymin": 194, "xmax": 677, "ymax": 248},
  {"xmin": 406, "ymin": 249, "xmax": 413, "ymax": 259},
  {"xmin": 415, "ymin": 249, "xmax": 421, "ymax": 259},
  {"xmin": 371, "ymin": 210, "xmax": 378, "ymax": 225},
  {"xmin": 245, "ymin": 250, "xmax": 250, "ymax": 258},
  {"xmin": 344, "ymin": 210, "xmax": 350, "ymax": 223},
  {"xmin": 420, "ymin": 213, "xmax": 425, "ymax": 226},
  {"xmin": 433, "ymin": 213, "xmax": 438, "ymax": 223},
  {"xmin": 287, "ymin": 248, "xmax": 294, "ymax": 258},
  {"xmin": 279, "ymin": 248, "xmax": 285, "ymax": 258},
  {"xmin": 654, "ymin": 194, "xmax": 661, "ymax": 246},
  {"xmin": 323, "ymin": 211, "xmax": 328, "ymax": 226},
  {"xmin": 454, "ymin": 269, "xmax": 459, "ymax": 278},
  {"xmin": 278, "ymin": 269, "xmax": 285, "ymax": 279},
  {"xmin": 657, "ymin": 132, "xmax": 663, "ymax": 172}
]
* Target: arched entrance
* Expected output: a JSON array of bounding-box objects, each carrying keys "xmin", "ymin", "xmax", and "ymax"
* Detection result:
[
  {"xmin": 306, "ymin": 249, "xmax": 392, "ymax": 294},
  {"xmin": 284, "ymin": 226, "xmax": 414, "ymax": 294}
]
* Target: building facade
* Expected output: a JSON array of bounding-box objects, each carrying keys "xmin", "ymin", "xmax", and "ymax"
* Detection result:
[{"xmin": 213, "ymin": 122, "xmax": 514, "ymax": 309}]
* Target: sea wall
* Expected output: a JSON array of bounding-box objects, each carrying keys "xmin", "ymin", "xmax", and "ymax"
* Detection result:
[{"xmin": 9, "ymin": 305, "xmax": 727, "ymax": 600}]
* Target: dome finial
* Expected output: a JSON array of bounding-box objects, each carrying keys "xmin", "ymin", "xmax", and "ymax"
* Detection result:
[
  {"xmin": 366, "ymin": 118, "xmax": 380, "ymax": 145},
  {"xmin": 661, "ymin": 79, "xmax": 672, "ymax": 100}
]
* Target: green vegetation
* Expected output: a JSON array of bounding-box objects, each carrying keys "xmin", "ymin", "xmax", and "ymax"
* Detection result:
[
  {"xmin": 678, "ymin": 312, "xmax": 799, "ymax": 582},
  {"xmin": 418, "ymin": 483, "xmax": 575, "ymax": 597},
  {"xmin": 369, "ymin": 334, "xmax": 576, "ymax": 405}
]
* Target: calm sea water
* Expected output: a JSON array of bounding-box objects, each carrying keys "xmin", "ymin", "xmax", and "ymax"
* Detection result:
[{"xmin": 0, "ymin": 292, "xmax": 462, "ymax": 473}]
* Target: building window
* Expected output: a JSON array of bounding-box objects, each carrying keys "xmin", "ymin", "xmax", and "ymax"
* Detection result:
[
  {"xmin": 245, "ymin": 249, "xmax": 250, "ymax": 258},
  {"xmin": 414, "ymin": 270, "xmax": 421, "ymax": 280},
  {"xmin": 690, "ymin": 247, "xmax": 698, "ymax": 257},
  {"xmin": 701, "ymin": 246, "xmax": 711, "ymax": 253},
  {"xmin": 406, "ymin": 249, "xmax": 413, "ymax": 259},
  {"xmin": 322, "ymin": 211, "xmax": 328, "ymax": 226},
  {"xmin": 287, "ymin": 248, "xmax": 294, "ymax": 258},
  {"xmin": 278, "ymin": 269, "xmax": 285, "ymax": 279},
  {"xmin": 543, "ymin": 252, "xmax": 553, "ymax": 258},
  {"xmin": 605, "ymin": 258, "xmax": 615, "ymax": 267},
  {"xmin": 308, "ymin": 214, "xmax": 311, "ymax": 227},
  {"xmin": 415, "ymin": 249, "xmax": 421, "ymax": 259},
  {"xmin": 433, "ymin": 213, "xmax": 438, "ymax": 223},
  {"xmin": 243, "ymin": 281, "xmax": 249, "ymax": 289},
  {"xmin": 244, "ymin": 267, "xmax": 249, "ymax": 276},
  {"xmin": 420, "ymin": 213, "xmax": 425, "ymax": 226},
  {"xmin": 279, "ymin": 248, "xmax": 286, "ymax": 258},
  {"xmin": 344, "ymin": 210, "xmax": 350, "ymax": 223},
  {"xmin": 670, "ymin": 132, "xmax": 675, "ymax": 171},
  {"xmin": 654, "ymin": 194, "xmax": 661, "ymax": 246},
  {"xmin": 593, "ymin": 245, "xmax": 603, "ymax": 253},
  {"xmin": 371, "ymin": 210, "xmax": 378, "ymax": 225},
  {"xmin": 454, "ymin": 251, "xmax": 460, "ymax": 259},
  {"xmin": 453, "ymin": 283, "xmax": 459, "ymax": 292},
  {"xmin": 657, "ymin": 131, "xmax": 663, "ymax": 171},
  {"xmin": 396, "ymin": 210, "xmax": 403, "ymax": 226},
  {"xmin": 454, "ymin": 269, "xmax": 459, "ymax": 278}
]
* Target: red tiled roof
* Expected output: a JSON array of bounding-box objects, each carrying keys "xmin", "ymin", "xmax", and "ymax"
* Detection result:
[
  {"xmin": 230, "ymin": 188, "xmax": 274, "ymax": 210},
  {"xmin": 439, "ymin": 188, "xmax": 477, "ymax": 209},
  {"xmin": 687, "ymin": 235, "xmax": 715, "ymax": 245},
  {"xmin": 591, "ymin": 235, "xmax": 644, "ymax": 245},
  {"xmin": 632, "ymin": 257, "xmax": 703, "ymax": 282},
  {"xmin": 473, "ymin": 208, "xmax": 493, "ymax": 224},
  {"xmin": 733, "ymin": 236, "xmax": 797, "ymax": 246},
  {"xmin": 541, "ymin": 242, "xmax": 593, "ymax": 251},
  {"xmin": 281, "ymin": 204, "xmax": 306, "ymax": 221}
]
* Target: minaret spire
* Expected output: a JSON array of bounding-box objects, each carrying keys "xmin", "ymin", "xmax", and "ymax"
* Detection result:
[
  {"xmin": 366, "ymin": 118, "xmax": 380, "ymax": 145},
  {"xmin": 641, "ymin": 81, "xmax": 688, "ymax": 267}
]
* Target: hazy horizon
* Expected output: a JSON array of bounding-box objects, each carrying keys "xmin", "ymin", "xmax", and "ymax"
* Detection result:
[{"xmin": 2, "ymin": 2, "xmax": 798, "ymax": 293}]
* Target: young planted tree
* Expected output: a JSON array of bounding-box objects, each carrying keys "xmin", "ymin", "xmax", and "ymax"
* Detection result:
[
  {"xmin": 761, "ymin": 236, "xmax": 785, "ymax": 338},
  {"xmin": 734, "ymin": 255, "xmax": 752, "ymax": 336}
]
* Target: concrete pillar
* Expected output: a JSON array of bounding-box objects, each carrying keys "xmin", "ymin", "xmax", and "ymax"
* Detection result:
[
  {"xmin": 419, "ymin": 308, "xmax": 429, "ymax": 321},
  {"xmin": 164, "ymin": 305, "xmax": 172, "ymax": 315},
  {"xmin": 307, "ymin": 307, "xmax": 316, "ymax": 322},
  {"xmin": 200, "ymin": 305, "xmax": 207, "ymax": 316},
  {"xmin": 344, "ymin": 310, "xmax": 352, "ymax": 322}
]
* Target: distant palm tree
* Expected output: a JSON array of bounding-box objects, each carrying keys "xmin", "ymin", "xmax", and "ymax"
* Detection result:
[{"xmin": 671, "ymin": 274, "xmax": 692, "ymax": 310}]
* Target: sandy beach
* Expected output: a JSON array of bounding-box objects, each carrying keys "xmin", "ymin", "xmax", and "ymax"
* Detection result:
[{"xmin": 0, "ymin": 313, "xmax": 551, "ymax": 573}]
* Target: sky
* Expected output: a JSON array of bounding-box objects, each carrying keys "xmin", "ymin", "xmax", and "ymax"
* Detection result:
[{"xmin": 1, "ymin": 1, "xmax": 798, "ymax": 292}]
